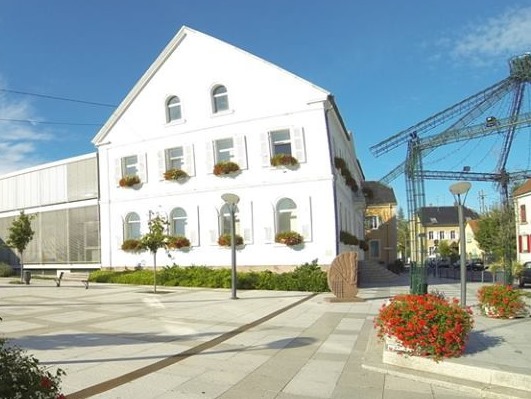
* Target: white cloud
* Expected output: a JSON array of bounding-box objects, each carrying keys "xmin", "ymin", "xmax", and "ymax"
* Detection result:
[
  {"xmin": 0, "ymin": 83, "xmax": 52, "ymax": 174},
  {"xmin": 451, "ymin": 6, "xmax": 531, "ymax": 64}
]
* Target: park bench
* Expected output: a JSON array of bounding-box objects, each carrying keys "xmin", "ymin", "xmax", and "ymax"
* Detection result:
[{"xmin": 54, "ymin": 271, "xmax": 90, "ymax": 289}]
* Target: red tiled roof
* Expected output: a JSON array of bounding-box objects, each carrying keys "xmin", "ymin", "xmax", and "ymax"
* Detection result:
[{"xmin": 514, "ymin": 179, "xmax": 531, "ymax": 197}]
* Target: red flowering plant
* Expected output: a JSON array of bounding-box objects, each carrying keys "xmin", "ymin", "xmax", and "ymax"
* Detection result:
[
  {"xmin": 477, "ymin": 284, "xmax": 529, "ymax": 319},
  {"xmin": 0, "ymin": 338, "xmax": 65, "ymax": 399},
  {"xmin": 374, "ymin": 292, "xmax": 474, "ymax": 361}
]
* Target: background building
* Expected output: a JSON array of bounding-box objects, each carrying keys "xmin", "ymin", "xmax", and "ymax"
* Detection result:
[
  {"xmin": 514, "ymin": 179, "xmax": 531, "ymax": 264},
  {"xmin": 363, "ymin": 181, "xmax": 397, "ymax": 265},
  {"xmin": 0, "ymin": 153, "xmax": 100, "ymax": 271}
]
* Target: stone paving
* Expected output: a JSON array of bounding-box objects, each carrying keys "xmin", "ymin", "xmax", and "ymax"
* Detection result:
[{"xmin": 0, "ymin": 276, "xmax": 530, "ymax": 398}]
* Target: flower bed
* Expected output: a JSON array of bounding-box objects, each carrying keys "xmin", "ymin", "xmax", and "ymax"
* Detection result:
[
  {"xmin": 477, "ymin": 284, "xmax": 528, "ymax": 318},
  {"xmin": 374, "ymin": 293, "xmax": 474, "ymax": 361}
]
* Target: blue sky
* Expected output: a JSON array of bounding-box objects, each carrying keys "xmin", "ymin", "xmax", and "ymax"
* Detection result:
[{"xmin": 1, "ymin": 0, "xmax": 531, "ymax": 212}]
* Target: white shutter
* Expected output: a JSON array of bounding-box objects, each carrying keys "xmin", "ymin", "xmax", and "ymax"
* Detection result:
[
  {"xmin": 115, "ymin": 158, "xmax": 122, "ymax": 187},
  {"xmin": 241, "ymin": 201, "xmax": 253, "ymax": 244},
  {"xmin": 158, "ymin": 150, "xmax": 166, "ymax": 181},
  {"xmin": 300, "ymin": 196, "xmax": 313, "ymax": 241},
  {"xmin": 263, "ymin": 203, "xmax": 276, "ymax": 243},
  {"xmin": 260, "ymin": 132, "xmax": 271, "ymax": 167},
  {"xmin": 188, "ymin": 205, "xmax": 199, "ymax": 246},
  {"xmin": 183, "ymin": 144, "xmax": 195, "ymax": 176},
  {"xmin": 138, "ymin": 153, "xmax": 147, "ymax": 183},
  {"xmin": 292, "ymin": 127, "xmax": 306, "ymax": 163},
  {"xmin": 205, "ymin": 141, "xmax": 215, "ymax": 174},
  {"xmin": 234, "ymin": 135, "xmax": 248, "ymax": 170}
]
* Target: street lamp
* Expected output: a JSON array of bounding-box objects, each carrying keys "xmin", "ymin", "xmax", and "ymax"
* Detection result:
[
  {"xmin": 221, "ymin": 193, "xmax": 240, "ymax": 300},
  {"xmin": 449, "ymin": 181, "xmax": 472, "ymax": 307}
]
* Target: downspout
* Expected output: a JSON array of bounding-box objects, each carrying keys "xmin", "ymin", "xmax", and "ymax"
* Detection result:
[{"xmin": 323, "ymin": 99, "xmax": 339, "ymax": 257}]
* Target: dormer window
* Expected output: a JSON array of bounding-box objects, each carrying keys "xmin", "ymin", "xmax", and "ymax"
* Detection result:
[
  {"xmin": 166, "ymin": 96, "xmax": 182, "ymax": 122},
  {"xmin": 212, "ymin": 85, "xmax": 229, "ymax": 113}
]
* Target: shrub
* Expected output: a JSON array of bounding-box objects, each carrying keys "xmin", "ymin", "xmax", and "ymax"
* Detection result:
[
  {"xmin": 218, "ymin": 233, "xmax": 244, "ymax": 247},
  {"xmin": 477, "ymin": 284, "xmax": 528, "ymax": 318},
  {"xmin": 163, "ymin": 168, "xmax": 188, "ymax": 181},
  {"xmin": 213, "ymin": 161, "xmax": 240, "ymax": 176},
  {"xmin": 358, "ymin": 240, "xmax": 369, "ymax": 251},
  {"xmin": 119, "ymin": 175, "xmax": 141, "ymax": 187},
  {"xmin": 121, "ymin": 239, "xmax": 144, "ymax": 252},
  {"xmin": 334, "ymin": 156, "xmax": 346, "ymax": 170},
  {"xmin": 88, "ymin": 261, "xmax": 330, "ymax": 292},
  {"xmin": 275, "ymin": 231, "xmax": 304, "ymax": 246},
  {"xmin": 0, "ymin": 338, "xmax": 65, "ymax": 399},
  {"xmin": 374, "ymin": 293, "xmax": 474, "ymax": 361},
  {"xmin": 0, "ymin": 262, "xmax": 14, "ymax": 277},
  {"xmin": 167, "ymin": 235, "xmax": 191, "ymax": 249},
  {"xmin": 270, "ymin": 154, "xmax": 298, "ymax": 167}
]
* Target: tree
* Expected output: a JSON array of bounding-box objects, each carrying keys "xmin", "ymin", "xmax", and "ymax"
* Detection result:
[
  {"xmin": 6, "ymin": 211, "xmax": 35, "ymax": 282},
  {"xmin": 140, "ymin": 215, "xmax": 169, "ymax": 294},
  {"xmin": 396, "ymin": 207, "xmax": 410, "ymax": 262},
  {"xmin": 475, "ymin": 205, "xmax": 516, "ymax": 266}
]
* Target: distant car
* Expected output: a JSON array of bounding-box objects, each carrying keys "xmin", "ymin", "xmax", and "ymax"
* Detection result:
[
  {"xmin": 437, "ymin": 258, "xmax": 451, "ymax": 268},
  {"xmin": 467, "ymin": 258, "xmax": 485, "ymax": 271},
  {"xmin": 518, "ymin": 262, "xmax": 531, "ymax": 288}
]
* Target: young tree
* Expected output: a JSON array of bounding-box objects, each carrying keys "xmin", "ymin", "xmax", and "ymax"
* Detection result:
[
  {"xmin": 396, "ymin": 207, "xmax": 410, "ymax": 262},
  {"xmin": 475, "ymin": 205, "xmax": 516, "ymax": 270},
  {"xmin": 6, "ymin": 211, "xmax": 35, "ymax": 282},
  {"xmin": 140, "ymin": 215, "xmax": 169, "ymax": 294}
]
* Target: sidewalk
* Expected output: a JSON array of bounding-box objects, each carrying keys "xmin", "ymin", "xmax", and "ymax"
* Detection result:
[{"xmin": 0, "ymin": 276, "xmax": 529, "ymax": 398}]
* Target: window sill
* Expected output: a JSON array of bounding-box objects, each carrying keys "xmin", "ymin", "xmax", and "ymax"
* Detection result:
[
  {"xmin": 165, "ymin": 118, "xmax": 187, "ymax": 127},
  {"xmin": 211, "ymin": 109, "xmax": 235, "ymax": 117}
]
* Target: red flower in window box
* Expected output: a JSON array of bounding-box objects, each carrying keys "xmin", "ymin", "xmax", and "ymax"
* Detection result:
[
  {"xmin": 270, "ymin": 154, "xmax": 299, "ymax": 167},
  {"xmin": 119, "ymin": 175, "xmax": 141, "ymax": 187},
  {"xmin": 275, "ymin": 231, "xmax": 304, "ymax": 246},
  {"xmin": 213, "ymin": 161, "xmax": 240, "ymax": 176}
]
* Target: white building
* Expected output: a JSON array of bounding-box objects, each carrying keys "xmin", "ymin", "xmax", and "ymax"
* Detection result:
[
  {"xmin": 0, "ymin": 26, "xmax": 365, "ymax": 272},
  {"xmin": 514, "ymin": 179, "xmax": 531, "ymax": 264},
  {"xmin": 93, "ymin": 26, "xmax": 365, "ymax": 270}
]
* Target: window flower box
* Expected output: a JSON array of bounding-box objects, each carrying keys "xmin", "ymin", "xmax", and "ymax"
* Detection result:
[
  {"xmin": 275, "ymin": 231, "xmax": 304, "ymax": 246},
  {"xmin": 270, "ymin": 154, "xmax": 299, "ymax": 167},
  {"xmin": 213, "ymin": 161, "xmax": 240, "ymax": 176},
  {"xmin": 163, "ymin": 168, "xmax": 188, "ymax": 182},
  {"xmin": 121, "ymin": 239, "xmax": 143, "ymax": 252},
  {"xmin": 119, "ymin": 175, "xmax": 141, "ymax": 188},
  {"xmin": 339, "ymin": 231, "xmax": 359, "ymax": 246},
  {"xmin": 218, "ymin": 233, "xmax": 244, "ymax": 247},
  {"xmin": 167, "ymin": 235, "xmax": 191, "ymax": 250}
]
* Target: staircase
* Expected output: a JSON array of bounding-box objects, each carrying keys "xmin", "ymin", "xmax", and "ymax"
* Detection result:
[{"xmin": 358, "ymin": 260, "xmax": 402, "ymax": 286}]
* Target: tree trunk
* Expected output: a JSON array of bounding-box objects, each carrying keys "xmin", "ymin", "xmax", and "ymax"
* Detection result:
[{"xmin": 153, "ymin": 251, "xmax": 157, "ymax": 294}]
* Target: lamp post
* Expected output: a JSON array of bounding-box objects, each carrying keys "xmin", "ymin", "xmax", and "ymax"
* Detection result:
[
  {"xmin": 221, "ymin": 193, "xmax": 240, "ymax": 300},
  {"xmin": 449, "ymin": 182, "xmax": 471, "ymax": 307}
]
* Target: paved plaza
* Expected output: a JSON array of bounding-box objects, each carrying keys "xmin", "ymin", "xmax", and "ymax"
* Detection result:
[{"xmin": 0, "ymin": 275, "xmax": 530, "ymax": 398}]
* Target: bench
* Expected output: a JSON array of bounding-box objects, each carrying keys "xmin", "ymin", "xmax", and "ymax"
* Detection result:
[{"xmin": 54, "ymin": 272, "xmax": 90, "ymax": 289}]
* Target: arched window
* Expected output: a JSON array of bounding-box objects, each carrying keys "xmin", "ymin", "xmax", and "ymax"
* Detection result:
[
  {"xmin": 212, "ymin": 85, "xmax": 229, "ymax": 113},
  {"xmin": 220, "ymin": 203, "xmax": 240, "ymax": 235},
  {"xmin": 166, "ymin": 96, "xmax": 182, "ymax": 122},
  {"xmin": 170, "ymin": 208, "xmax": 187, "ymax": 236},
  {"xmin": 276, "ymin": 198, "xmax": 297, "ymax": 233},
  {"xmin": 124, "ymin": 212, "xmax": 141, "ymax": 240}
]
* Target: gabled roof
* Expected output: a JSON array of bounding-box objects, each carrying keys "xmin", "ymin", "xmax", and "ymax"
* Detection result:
[
  {"xmin": 363, "ymin": 181, "xmax": 396, "ymax": 205},
  {"xmin": 92, "ymin": 26, "xmax": 330, "ymax": 145},
  {"xmin": 513, "ymin": 179, "xmax": 531, "ymax": 197},
  {"xmin": 419, "ymin": 206, "xmax": 479, "ymax": 226}
]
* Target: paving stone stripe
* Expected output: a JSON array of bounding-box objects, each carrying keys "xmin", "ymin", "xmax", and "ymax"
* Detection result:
[{"xmin": 66, "ymin": 293, "xmax": 318, "ymax": 399}]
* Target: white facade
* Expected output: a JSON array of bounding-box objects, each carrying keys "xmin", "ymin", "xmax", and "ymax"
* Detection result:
[
  {"xmin": 93, "ymin": 26, "xmax": 365, "ymax": 269},
  {"xmin": 514, "ymin": 180, "xmax": 531, "ymax": 264}
]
